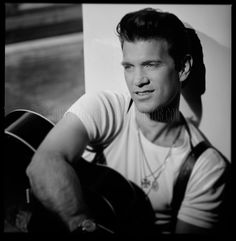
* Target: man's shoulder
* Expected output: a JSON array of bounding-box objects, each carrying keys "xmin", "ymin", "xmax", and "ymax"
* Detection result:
[
  {"xmin": 89, "ymin": 90, "xmax": 132, "ymax": 113},
  {"xmin": 185, "ymin": 118, "xmax": 208, "ymax": 145},
  {"xmin": 71, "ymin": 90, "xmax": 131, "ymax": 112},
  {"xmin": 98, "ymin": 90, "xmax": 131, "ymax": 102},
  {"xmin": 185, "ymin": 118, "xmax": 229, "ymax": 167},
  {"xmin": 84, "ymin": 90, "xmax": 130, "ymax": 104}
]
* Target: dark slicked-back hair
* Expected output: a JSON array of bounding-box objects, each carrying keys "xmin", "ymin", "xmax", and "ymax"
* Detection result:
[{"xmin": 116, "ymin": 8, "xmax": 191, "ymax": 71}]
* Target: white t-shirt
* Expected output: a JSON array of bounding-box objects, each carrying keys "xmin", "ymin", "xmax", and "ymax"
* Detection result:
[{"xmin": 65, "ymin": 90, "xmax": 227, "ymax": 233}]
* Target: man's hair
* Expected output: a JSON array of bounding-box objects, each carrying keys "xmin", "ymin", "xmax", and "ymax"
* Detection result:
[{"xmin": 116, "ymin": 8, "xmax": 191, "ymax": 71}]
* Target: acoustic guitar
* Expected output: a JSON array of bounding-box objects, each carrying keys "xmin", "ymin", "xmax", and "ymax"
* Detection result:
[{"xmin": 4, "ymin": 109, "xmax": 155, "ymax": 235}]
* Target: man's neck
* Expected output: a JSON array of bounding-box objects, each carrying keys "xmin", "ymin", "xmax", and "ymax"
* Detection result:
[{"xmin": 135, "ymin": 100, "xmax": 185, "ymax": 147}]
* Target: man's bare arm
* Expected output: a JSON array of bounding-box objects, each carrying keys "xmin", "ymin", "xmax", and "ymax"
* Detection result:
[{"xmin": 26, "ymin": 112, "xmax": 90, "ymax": 231}]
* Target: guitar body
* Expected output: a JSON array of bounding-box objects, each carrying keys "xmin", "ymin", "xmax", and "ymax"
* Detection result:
[{"xmin": 4, "ymin": 109, "xmax": 155, "ymax": 235}]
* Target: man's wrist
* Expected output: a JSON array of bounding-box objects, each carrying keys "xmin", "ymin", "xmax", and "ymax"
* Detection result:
[
  {"xmin": 76, "ymin": 218, "xmax": 97, "ymax": 232},
  {"xmin": 70, "ymin": 215, "xmax": 114, "ymax": 234},
  {"xmin": 72, "ymin": 218, "xmax": 97, "ymax": 233}
]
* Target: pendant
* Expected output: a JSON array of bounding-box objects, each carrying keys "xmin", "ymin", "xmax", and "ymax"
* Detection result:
[
  {"xmin": 141, "ymin": 177, "xmax": 151, "ymax": 189},
  {"xmin": 151, "ymin": 180, "xmax": 159, "ymax": 191}
]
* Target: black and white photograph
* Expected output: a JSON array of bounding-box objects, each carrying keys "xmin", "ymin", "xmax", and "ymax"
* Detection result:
[{"xmin": 4, "ymin": 3, "xmax": 232, "ymax": 239}]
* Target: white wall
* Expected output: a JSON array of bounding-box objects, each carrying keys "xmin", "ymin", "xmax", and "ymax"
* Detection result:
[{"xmin": 82, "ymin": 4, "xmax": 231, "ymax": 161}]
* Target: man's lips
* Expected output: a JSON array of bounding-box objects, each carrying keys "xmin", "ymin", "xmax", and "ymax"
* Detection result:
[{"xmin": 134, "ymin": 90, "xmax": 155, "ymax": 95}]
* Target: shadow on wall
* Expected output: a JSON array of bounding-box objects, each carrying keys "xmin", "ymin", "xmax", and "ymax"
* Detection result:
[
  {"xmin": 181, "ymin": 27, "xmax": 206, "ymax": 127},
  {"xmin": 181, "ymin": 26, "xmax": 230, "ymax": 161}
]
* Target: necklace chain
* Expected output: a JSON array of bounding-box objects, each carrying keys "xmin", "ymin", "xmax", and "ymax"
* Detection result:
[{"xmin": 138, "ymin": 125, "xmax": 182, "ymax": 195}]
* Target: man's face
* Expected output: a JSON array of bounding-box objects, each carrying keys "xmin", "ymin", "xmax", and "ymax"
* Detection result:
[{"xmin": 122, "ymin": 39, "xmax": 181, "ymax": 113}]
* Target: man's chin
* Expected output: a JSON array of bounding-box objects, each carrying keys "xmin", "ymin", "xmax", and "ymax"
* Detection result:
[{"xmin": 134, "ymin": 101, "xmax": 157, "ymax": 114}]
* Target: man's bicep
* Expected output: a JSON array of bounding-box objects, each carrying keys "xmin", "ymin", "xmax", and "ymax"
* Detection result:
[{"xmin": 37, "ymin": 112, "xmax": 90, "ymax": 163}]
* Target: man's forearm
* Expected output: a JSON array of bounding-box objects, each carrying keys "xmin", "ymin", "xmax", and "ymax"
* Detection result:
[{"xmin": 26, "ymin": 151, "xmax": 90, "ymax": 231}]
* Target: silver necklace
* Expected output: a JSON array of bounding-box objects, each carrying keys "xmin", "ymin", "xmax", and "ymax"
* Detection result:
[{"xmin": 138, "ymin": 125, "xmax": 182, "ymax": 195}]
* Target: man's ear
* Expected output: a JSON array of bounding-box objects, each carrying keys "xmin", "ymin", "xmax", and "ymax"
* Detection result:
[{"xmin": 179, "ymin": 54, "xmax": 193, "ymax": 83}]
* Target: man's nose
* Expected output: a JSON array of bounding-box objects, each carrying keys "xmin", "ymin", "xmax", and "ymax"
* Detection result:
[{"xmin": 134, "ymin": 69, "xmax": 150, "ymax": 87}]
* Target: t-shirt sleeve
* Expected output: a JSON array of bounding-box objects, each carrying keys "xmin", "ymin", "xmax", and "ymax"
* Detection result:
[
  {"xmin": 177, "ymin": 148, "xmax": 229, "ymax": 229},
  {"xmin": 64, "ymin": 90, "xmax": 129, "ymax": 146}
]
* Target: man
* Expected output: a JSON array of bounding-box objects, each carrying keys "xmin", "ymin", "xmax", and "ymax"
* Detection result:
[{"xmin": 26, "ymin": 8, "xmax": 230, "ymax": 235}]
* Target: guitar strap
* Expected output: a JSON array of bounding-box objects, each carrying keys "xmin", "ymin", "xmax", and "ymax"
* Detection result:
[
  {"xmin": 170, "ymin": 112, "xmax": 212, "ymax": 226},
  {"xmin": 91, "ymin": 147, "xmax": 106, "ymax": 165},
  {"xmin": 171, "ymin": 141, "xmax": 211, "ymax": 229},
  {"xmin": 127, "ymin": 98, "xmax": 133, "ymax": 113}
]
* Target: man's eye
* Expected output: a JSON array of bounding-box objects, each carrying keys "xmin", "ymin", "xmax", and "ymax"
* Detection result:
[
  {"xmin": 123, "ymin": 65, "xmax": 133, "ymax": 70},
  {"xmin": 145, "ymin": 63, "xmax": 158, "ymax": 69}
]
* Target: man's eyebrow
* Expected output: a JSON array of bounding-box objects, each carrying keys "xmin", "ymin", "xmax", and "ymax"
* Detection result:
[
  {"xmin": 121, "ymin": 61, "xmax": 132, "ymax": 66},
  {"xmin": 121, "ymin": 60, "xmax": 162, "ymax": 66},
  {"xmin": 142, "ymin": 60, "xmax": 162, "ymax": 65}
]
